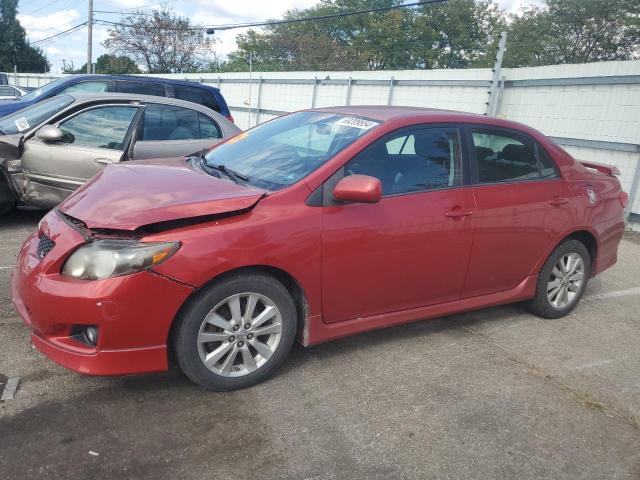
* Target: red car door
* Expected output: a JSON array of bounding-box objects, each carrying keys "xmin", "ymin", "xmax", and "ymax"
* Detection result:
[
  {"xmin": 462, "ymin": 126, "xmax": 573, "ymax": 298},
  {"xmin": 321, "ymin": 126, "xmax": 477, "ymax": 324}
]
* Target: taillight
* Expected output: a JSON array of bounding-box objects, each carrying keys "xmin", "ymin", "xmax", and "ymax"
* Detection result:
[
  {"xmin": 226, "ymin": 114, "xmax": 235, "ymax": 123},
  {"xmin": 619, "ymin": 191, "xmax": 629, "ymax": 208}
]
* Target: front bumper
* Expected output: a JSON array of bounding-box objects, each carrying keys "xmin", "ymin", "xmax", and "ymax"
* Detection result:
[{"xmin": 11, "ymin": 210, "xmax": 194, "ymax": 376}]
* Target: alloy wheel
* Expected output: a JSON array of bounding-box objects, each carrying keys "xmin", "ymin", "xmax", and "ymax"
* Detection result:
[
  {"xmin": 546, "ymin": 253, "xmax": 585, "ymax": 309},
  {"xmin": 197, "ymin": 292, "xmax": 283, "ymax": 377}
]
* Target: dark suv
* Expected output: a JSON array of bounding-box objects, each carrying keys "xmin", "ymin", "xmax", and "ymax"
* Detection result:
[{"xmin": 0, "ymin": 74, "xmax": 233, "ymax": 121}]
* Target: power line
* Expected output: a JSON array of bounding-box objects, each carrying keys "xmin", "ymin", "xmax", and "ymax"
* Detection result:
[
  {"xmin": 95, "ymin": 0, "xmax": 447, "ymax": 32},
  {"xmin": 21, "ymin": 0, "xmax": 64, "ymax": 16},
  {"xmin": 94, "ymin": 0, "xmax": 175, "ymax": 14},
  {"xmin": 30, "ymin": 21, "xmax": 87, "ymax": 45}
]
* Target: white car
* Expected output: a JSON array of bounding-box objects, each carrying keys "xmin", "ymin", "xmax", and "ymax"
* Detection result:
[{"xmin": 0, "ymin": 85, "xmax": 28, "ymax": 101}]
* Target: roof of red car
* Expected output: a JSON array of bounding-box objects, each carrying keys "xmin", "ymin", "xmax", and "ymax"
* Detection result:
[{"xmin": 311, "ymin": 105, "xmax": 486, "ymax": 122}]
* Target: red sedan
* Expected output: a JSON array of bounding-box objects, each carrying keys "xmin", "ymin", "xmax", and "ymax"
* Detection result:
[{"xmin": 12, "ymin": 107, "xmax": 627, "ymax": 391}]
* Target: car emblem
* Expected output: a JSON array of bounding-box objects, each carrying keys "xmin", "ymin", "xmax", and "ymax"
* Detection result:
[{"xmin": 586, "ymin": 187, "xmax": 598, "ymax": 205}]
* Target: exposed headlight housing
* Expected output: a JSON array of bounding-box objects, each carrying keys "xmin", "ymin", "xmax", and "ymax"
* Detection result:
[{"xmin": 62, "ymin": 240, "xmax": 180, "ymax": 280}]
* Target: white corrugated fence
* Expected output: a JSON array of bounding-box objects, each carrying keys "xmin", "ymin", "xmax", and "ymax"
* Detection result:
[{"xmin": 4, "ymin": 60, "xmax": 640, "ymax": 228}]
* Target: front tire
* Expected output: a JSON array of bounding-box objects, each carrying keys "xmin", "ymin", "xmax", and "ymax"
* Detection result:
[
  {"xmin": 173, "ymin": 272, "xmax": 297, "ymax": 391},
  {"xmin": 528, "ymin": 239, "xmax": 591, "ymax": 319}
]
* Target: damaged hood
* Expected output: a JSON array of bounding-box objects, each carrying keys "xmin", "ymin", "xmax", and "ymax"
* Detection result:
[{"xmin": 58, "ymin": 158, "xmax": 266, "ymax": 231}]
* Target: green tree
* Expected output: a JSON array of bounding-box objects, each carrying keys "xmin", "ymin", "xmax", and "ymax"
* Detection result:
[
  {"xmin": 504, "ymin": 0, "xmax": 640, "ymax": 67},
  {"xmin": 103, "ymin": 8, "xmax": 213, "ymax": 73},
  {"xmin": 95, "ymin": 54, "xmax": 140, "ymax": 74},
  {"xmin": 223, "ymin": 0, "xmax": 505, "ymax": 71},
  {"xmin": 0, "ymin": 0, "xmax": 49, "ymax": 72}
]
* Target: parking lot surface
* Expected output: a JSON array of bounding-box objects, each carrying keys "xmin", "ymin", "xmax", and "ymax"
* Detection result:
[{"xmin": 1, "ymin": 209, "xmax": 639, "ymax": 479}]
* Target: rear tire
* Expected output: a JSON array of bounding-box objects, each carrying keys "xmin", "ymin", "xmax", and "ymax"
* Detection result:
[
  {"xmin": 173, "ymin": 272, "xmax": 297, "ymax": 391},
  {"xmin": 528, "ymin": 239, "xmax": 591, "ymax": 319}
]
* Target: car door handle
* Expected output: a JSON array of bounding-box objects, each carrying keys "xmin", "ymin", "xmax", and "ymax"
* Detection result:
[
  {"xmin": 445, "ymin": 208, "xmax": 474, "ymax": 218},
  {"xmin": 547, "ymin": 197, "xmax": 569, "ymax": 206},
  {"xmin": 94, "ymin": 158, "xmax": 116, "ymax": 165}
]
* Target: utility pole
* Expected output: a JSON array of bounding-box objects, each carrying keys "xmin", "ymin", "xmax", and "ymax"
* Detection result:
[{"xmin": 87, "ymin": 0, "xmax": 93, "ymax": 74}]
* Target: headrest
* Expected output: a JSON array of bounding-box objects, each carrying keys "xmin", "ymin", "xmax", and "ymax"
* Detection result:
[
  {"xmin": 414, "ymin": 133, "xmax": 450, "ymax": 161},
  {"xmin": 501, "ymin": 143, "xmax": 534, "ymax": 163}
]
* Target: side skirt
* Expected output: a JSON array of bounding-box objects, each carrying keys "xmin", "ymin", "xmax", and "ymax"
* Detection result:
[{"xmin": 303, "ymin": 275, "xmax": 538, "ymax": 346}]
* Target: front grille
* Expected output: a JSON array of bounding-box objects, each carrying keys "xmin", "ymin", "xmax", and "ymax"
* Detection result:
[{"xmin": 37, "ymin": 234, "xmax": 55, "ymax": 259}]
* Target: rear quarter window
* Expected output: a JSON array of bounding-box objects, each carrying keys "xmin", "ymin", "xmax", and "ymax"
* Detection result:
[
  {"xmin": 116, "ymin": 80, "xmax": 165, "ymax": 97},
  {"xmin": 173, "ymin": 85, "xmax": 220, "ymax": 112}
]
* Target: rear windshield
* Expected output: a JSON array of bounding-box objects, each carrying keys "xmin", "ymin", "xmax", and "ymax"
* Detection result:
[
  {"xmin": 0, "ymin": 94, "xmax": 74, "ymax": 135},
  {"xmin": 19, "ymin": 77, "xmax": 68, "ymax": 102}
]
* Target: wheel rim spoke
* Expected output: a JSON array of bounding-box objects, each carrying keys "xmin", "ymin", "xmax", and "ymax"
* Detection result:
[
  {"xmin": 251, "ymin": 305, "xmax": 276, "ymax": 329},
  {"xmin": 228, "ymin": 295, "xmax": 242, "ymax": 325},
  {"xmin": 220, "ymin": 345, "xmax": 239, "ymax": 375},
  {"xmin": 241, "ymin": 346, "xmax": 257, "ymax": 372},
  {"xmin": 204, "ymin": 341, "xmax": 234, "ymax": 369},
  {"xmin": 249, "ymin": 338, "xmax": 274, "ymax": 361},
  {"xmin": 197, "ymin": 292, "xmax": 283, "ymax": 377},
  {"xmin": 253, "ymin": 322, "xmax": 282, "ymax": 336},
  {"xmin": 198, "ymin": 332, "xmax": 230, "ymax": 344},
  {"xmin": 205, "ymin": 312, "xmax": 233, "ymax": 331},
  {"xmin": 244, "ymin": 294, "xmax": 259, "ymax": 322}
]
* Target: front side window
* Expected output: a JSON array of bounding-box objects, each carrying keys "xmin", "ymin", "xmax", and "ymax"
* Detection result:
[
  {"xmin": 471, "ymin": 129, "xmax": 558, "ymax": 183},
  {"xmin": 62, "ymin": 81, "xmax": 109, "ymax": 94},
  {"xmin": 141, "ymin": 104, "xmax": 200, "ymax": 141},
  {"xmin": 58, "ymin": 106, "xmax": 138, "ymax": 150},
  {"xmin": 344, "ymin": 127, "xmax": 463, "ymax": 195},
  {"xmin": 204, "ymin": 111, "xmax": 380, "ymax": 191},
  {"xmin": 0, "ymin": 94, "xmax": 74, "ymax": 135}
]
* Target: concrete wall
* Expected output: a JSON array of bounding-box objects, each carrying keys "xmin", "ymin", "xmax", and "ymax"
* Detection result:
[{"xmin": 4, "ymin": 60, "xmax": 640, "ymax": 226}]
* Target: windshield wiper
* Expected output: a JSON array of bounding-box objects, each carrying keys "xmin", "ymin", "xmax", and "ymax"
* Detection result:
[
  {"xmin": 209, "ymin": 163, "xmax": 249, "ymax": 185},
  {"xmin": 196, "ymin": 149, "xmax": 249, "ymax": 185}
]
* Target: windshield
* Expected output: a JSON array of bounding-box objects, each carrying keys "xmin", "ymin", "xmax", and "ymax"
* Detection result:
[
  {"xmin": 204, "ymin": 111, "xmax": 381, "ymax": 190},
  {"xmin": 0, "ymin": 94, "xmax": 74, "ymax": 135},
  {"xmin": 19, "ymin": 77, "xmax": 68, "ymax": 102}
]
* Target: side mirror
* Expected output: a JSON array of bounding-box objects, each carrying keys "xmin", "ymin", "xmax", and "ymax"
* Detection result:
[
  {"xmin": 333, "ymin": 174, "xmax": 382, "ymax": 204},
  {"xmin": 36, "ymin": 125, "xmax": 64, "ymax": 142}
]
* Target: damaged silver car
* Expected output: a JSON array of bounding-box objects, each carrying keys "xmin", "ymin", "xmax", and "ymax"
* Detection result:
[{"xmin": 0, "ymin": 92, "xmax": 241, "ymax": 214}]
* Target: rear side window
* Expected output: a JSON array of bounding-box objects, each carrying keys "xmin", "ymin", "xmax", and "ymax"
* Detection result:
[
  {"xmin": 62, "ymin": 81, "xmax": 109, "ymax": 94},
  {"xmin": 173, "ymin": 85, "xmax": 220, "ymax": 112},
  {"xmin": 116, "ymin": 80, "xmax": 165, "ymax": 97},
  {"xmin": 0, "ymin": 86, "xmax": 17, "ymax": 96},
  {"xmin": 198, "ymin": 113, "xmax": 221, "ymax": 139},
  {"xmin": 471, "ymin": 129, "xmax": 558, "ymax": 183},
  {"xmin": 141, "ymin": 104, "xmax": 199, "ymax": 141}
]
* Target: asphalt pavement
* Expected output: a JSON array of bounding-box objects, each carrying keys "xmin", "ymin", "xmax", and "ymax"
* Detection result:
[{"xmin": 1, "ymin": 208, "xmax": 639, "ymax": 479}]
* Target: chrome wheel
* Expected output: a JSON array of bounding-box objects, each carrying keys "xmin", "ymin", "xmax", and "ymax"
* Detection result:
[
  {"xmin": 197, "ymin": 292, "xmax": 283, "ymax": 377},
  {"xmin": 547, "ymin": 253, "xmax": 585, "ymax": 309}
]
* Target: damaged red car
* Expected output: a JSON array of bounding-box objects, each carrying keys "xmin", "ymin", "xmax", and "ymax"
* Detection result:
[{"xmin": 12, "ymin": 107, "xmax": 627, "ymax": 391}]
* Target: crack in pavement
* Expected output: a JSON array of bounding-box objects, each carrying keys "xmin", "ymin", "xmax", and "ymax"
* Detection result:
[{"xmin": 460, "ymin": 324, "xmax": 640, "ymax": 433}]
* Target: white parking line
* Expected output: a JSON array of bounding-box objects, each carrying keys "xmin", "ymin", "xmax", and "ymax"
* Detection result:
[
  {"xmin": 1, "ymin": 377, "xmax": 20, "ymax": 401},
  {"xmin": 0, "ymin": 265, "xmax": 14, "ymax": 270},
  {"xmin": 584, "ymin": 286, "xmax": 640, "ymax": 302}
]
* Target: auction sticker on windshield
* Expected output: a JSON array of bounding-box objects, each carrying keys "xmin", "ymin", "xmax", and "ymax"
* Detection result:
[
  {"xmin": 334, "ymin": 117, "xmax": 380, "ymax": 130},
  {"xmin": 14, "ymin": 117, "xmax": 29, "ymax": 131}
]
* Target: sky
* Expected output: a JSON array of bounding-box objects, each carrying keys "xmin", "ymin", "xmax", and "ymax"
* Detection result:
[{"xmin": 16, "ymin": 0, "xmax": 542, "ymax": 73}]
